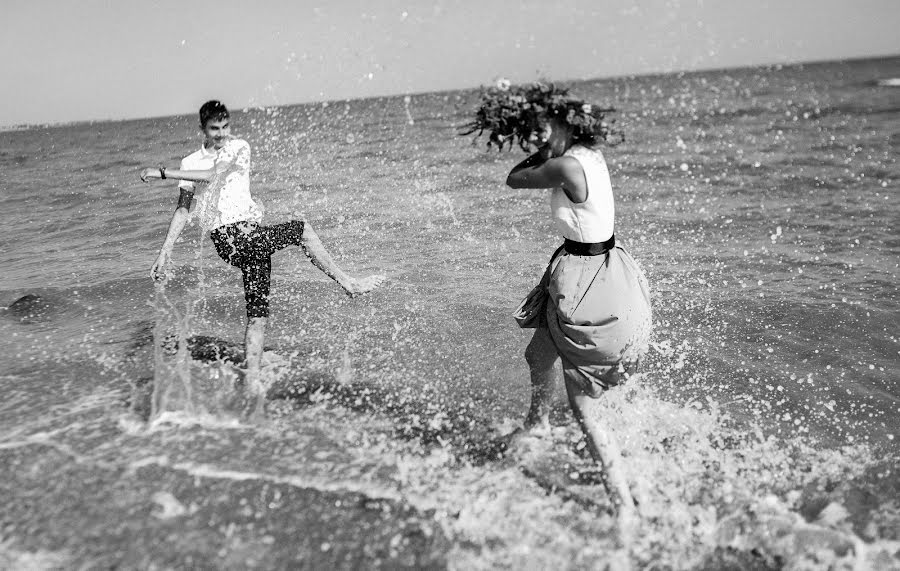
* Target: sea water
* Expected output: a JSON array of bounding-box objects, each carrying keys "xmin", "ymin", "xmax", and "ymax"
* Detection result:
[{"xmin": 1, "ymin": 57, "xmax": 898, "ymax": 569}]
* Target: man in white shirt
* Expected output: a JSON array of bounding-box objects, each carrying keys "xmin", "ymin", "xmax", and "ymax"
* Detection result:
[{"xmin": 144, "ymin": 100, "xmax": 384, "ymax": 416}]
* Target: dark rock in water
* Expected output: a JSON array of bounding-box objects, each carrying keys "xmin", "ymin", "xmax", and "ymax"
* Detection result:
[
  {"xmin": 161, "ymin": 334, "xmax": 272, "ymax": 365},
  {"xmin": 4, "ymin": 294, "xmax": 51, "ymax": 322},
  {"xmin": 187, "ymin": 335, "xmax": 246, "ymax": 364}
]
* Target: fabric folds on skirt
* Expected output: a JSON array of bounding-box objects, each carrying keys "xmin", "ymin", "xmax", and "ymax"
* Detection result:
[{"xmin": 545, "ymin": 245, "xmax": 653, "ymax": 396}]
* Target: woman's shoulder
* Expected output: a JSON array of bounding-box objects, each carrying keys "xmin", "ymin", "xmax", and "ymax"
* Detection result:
[
  {"xmin": 567, "ymin": 144, "xmax": 604, "ymax": 158},
  {"xmin": 568, "ymin": 145, "xmax": 607, "ymax": 169}
]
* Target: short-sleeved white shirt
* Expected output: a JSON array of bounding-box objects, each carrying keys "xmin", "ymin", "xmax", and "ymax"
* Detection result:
[{"xmin": 193, "ymin": 138, "xmax": 262, "ymax": 231}]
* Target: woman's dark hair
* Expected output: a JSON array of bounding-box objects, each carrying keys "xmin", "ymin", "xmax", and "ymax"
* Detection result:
[{"xmin": 199, "ymin": 100, "xmax": 229, "ymax": 128}]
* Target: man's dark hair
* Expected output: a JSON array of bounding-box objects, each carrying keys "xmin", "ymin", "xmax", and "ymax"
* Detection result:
[{"xmin": 199, "ymin": 100, "xmax": 229, "ymax": 128}]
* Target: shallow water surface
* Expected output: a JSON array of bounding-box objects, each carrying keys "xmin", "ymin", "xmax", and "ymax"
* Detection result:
[{"xmin": 1, "ymin": 57, "xmax": 899, "ymax": 569}]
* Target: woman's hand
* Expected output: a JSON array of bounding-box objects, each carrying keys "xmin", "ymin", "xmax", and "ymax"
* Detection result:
[
  {"xmin": 509, "ymin": 151, "xmax": 548, "ymax": 175},
  {"xmin": 140, "ymin": 167, "xmax": 160, "ymax": 183}
]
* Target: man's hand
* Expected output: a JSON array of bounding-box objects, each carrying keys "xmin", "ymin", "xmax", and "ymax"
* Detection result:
[
  {"xmin": 140, "ymin": 167, "xmax": 159, "ymax": 183},
  {"xmin": 150, "ymin": 252, "xmax": 169, "ymax": 282}
]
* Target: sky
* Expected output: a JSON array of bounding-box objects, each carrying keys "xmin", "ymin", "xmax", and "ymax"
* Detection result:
[{"xmin": 2, "ymin": 0, "xmax": 899, "ymax": 126}]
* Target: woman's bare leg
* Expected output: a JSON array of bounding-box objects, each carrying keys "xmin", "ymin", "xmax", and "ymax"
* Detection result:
[
  {"xmin": 299, "ymin": 224, "xmax": 385, "ymax": 296},
  {"xmin": 522, "ymin": 327, "xmax": 560, "ymax": 432},
  {"xmin": 565, "ymin": 375, "xmax": 637, "ymax": 536}
]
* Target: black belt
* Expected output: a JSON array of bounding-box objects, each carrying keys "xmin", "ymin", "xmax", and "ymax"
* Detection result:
[{"xmin": 563, "ymin": 234, "xmax": 615, "ymax": 256}]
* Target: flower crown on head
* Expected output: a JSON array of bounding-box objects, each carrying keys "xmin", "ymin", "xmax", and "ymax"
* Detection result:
[{"xmin": 461, "ymin": 79, "xmax": 624, "ymax": 152}]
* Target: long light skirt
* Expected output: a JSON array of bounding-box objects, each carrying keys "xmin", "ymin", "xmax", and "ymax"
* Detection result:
[{"xmin": 545, "ymin": 246, "xmax": 653, "ymax": 397}]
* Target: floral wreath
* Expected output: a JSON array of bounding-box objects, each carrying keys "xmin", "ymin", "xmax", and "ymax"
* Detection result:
[{"xmin": 461, "ymin": 79, "xmax": 624, "ymax": 151}]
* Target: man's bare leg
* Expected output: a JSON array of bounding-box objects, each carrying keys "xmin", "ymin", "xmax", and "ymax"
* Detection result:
[
  {"xmin": 565, "ymin": 375, "xmax": 637, "ymax": 539},
  {"xmin": 299, "ymin": 224, "xmax": 385, "ymax": 296},
  {"xmin": 245, "ymin": 316, "xmax": 267, "ymax": 419}
]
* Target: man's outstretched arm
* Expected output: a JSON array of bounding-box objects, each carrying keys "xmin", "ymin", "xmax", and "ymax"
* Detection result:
[{"xmin": 141, "ymin": 167, "xmax": 213, "ymax": 184}]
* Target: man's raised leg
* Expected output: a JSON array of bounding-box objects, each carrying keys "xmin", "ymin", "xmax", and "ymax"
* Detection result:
[{"xmin": 299, "ymin": 223, "xmax": 385, "ymax": 296}]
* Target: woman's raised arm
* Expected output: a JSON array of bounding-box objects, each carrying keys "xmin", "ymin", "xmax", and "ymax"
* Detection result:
[{"xmin": 506, "ymin": 153, "xmax": 587, "ymax": 203}]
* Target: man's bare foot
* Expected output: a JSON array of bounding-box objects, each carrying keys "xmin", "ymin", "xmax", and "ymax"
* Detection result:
[{"xmin": 344, "ymin": 274, "xmax": 386, "ymax": 297}]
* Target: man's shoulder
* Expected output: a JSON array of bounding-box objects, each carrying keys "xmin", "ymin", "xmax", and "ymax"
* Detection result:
[
  {"xmin": 181, "ymin": 147, "xmax": 212, "ymax": 168},
  {"xmin": 224, "ymin": 138, "xmax": 250, "ymax": 152}
]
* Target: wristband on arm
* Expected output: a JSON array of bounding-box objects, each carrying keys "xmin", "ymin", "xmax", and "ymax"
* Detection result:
[
  {"xmin": 159, "ymin": 167, "xmax": 167, "ymax": 180},
  {"xmin": 176, "ymin": 188, "xmax": 194, "ymax": 211}
]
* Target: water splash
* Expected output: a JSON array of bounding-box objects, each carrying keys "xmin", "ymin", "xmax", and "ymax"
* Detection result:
[{"xmin": 150, "ymin": 284, "xmax": 197, "ymax": 417}]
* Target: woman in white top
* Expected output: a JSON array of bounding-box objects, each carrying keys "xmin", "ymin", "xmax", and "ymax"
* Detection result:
[{"xmin": 465, "ymin": 83, "xmax": 652, "ymax": 523}]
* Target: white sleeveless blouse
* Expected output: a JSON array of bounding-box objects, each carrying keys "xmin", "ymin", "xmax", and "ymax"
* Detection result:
[{"xmin": 550, "ymin": 145, "xmax": 615, "ymax": 243}]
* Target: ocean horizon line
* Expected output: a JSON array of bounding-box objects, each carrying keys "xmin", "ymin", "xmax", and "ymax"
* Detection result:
[{"xmin": 3, "ymin": 52, "xmax": 897, "ymax": 132}]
